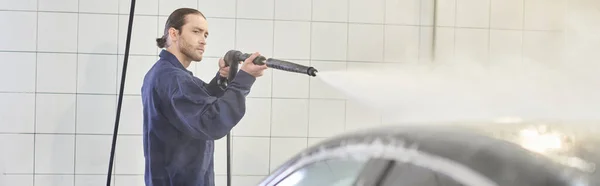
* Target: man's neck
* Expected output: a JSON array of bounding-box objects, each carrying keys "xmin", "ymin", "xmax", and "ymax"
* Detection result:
[{"xmin": 166, "ymin": 47, "xmax": 191, "ymax": 68}]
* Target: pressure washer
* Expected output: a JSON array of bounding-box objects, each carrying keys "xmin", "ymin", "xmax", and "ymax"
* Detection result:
[{"xmin": 217, "ymin": 49, "xmax": 318, "ymax": 87}]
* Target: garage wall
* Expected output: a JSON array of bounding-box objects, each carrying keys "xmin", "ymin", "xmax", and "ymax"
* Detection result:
[{"xmin": 0, "ymin": 0, "xmax": 594, "ymax": 186}]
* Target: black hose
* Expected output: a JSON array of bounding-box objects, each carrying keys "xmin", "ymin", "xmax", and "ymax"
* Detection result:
[
  {"xmin": 106, "ymin": 0, "xmax": 135, "ymax": 185},
  {"xmin": 224, "ymin": 60, "xmax": 235, "ymax": 186},
  {"xmin": 226, "ymin": 130, "xmax": 231, "ymax": 186},
  {"xmin": 216, "ymin": 52, "xmax": 235, "ymax": 186}
]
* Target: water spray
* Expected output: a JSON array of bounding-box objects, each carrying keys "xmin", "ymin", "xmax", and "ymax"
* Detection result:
[{"xmin": 218, "ymin": 49, "xmax": 318, "ymax": 186}]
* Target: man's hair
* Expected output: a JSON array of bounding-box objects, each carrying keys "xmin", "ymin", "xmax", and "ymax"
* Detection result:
[{"xmin": 156, "ymin": 8, "xmax": 206, "ymax": 48}]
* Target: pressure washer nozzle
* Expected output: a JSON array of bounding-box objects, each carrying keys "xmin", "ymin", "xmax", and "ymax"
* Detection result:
[
  {"xmin": 307, "ymin": 67, "xmax": 318, "ymax": 77},
  {"xmin": 265, "ymin": 58, "xmax": 318, "ymax": 77}
]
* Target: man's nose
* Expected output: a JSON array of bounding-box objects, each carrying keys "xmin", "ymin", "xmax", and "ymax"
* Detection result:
[{"xmin": 200, "ymin": 36, "xmax": 207, "ymax": 45}]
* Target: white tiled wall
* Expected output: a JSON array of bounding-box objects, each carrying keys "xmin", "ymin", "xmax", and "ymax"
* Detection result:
[{"xmin": 0, "ymin": 0, "xmax": 583, "ymax": 185}]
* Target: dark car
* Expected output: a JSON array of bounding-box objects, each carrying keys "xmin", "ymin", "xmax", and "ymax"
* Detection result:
[{"xmin": 257, "ymin": 121, "xmax": 600, "ymax": 186}]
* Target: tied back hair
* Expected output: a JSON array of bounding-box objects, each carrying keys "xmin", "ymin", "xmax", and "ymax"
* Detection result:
[
  {"xmin": 156, "ymin": 8, "xmax": 206, "ymax": 48},
  {"xmin": 156, "ymin": 35, "xmax": 168, "ymax": 48}
]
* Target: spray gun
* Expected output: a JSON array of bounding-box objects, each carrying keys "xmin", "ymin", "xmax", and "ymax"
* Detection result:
[
  {"xmin": 217, "ymin": 50, "xmax": 318, "ymax": 87},
  {"xmin": 218, "ymin": 49, "xmax": 318, "ymax": 186}
]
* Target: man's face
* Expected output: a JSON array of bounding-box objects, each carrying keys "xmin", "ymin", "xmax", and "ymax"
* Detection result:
[{"xmin": 173, "ymin": 14, "xmax": 208, "ymax": 62}]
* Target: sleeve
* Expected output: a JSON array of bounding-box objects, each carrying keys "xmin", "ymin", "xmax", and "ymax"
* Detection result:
[
  {"xmin": 165, "ymin": 70, "xmax": 256, "ymax": 140},
  {"xmin": 205, "ymin": 72, "xmax": 226, "ymax": 96}
]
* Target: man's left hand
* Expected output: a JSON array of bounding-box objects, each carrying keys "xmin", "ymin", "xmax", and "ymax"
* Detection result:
[
  {"xmin": 218, "ymin": 58, "xmax": 229, "ymax": 77},
  {"xmin": 218, "ymin": 58, "xmax": 243, "ymax": 78}
]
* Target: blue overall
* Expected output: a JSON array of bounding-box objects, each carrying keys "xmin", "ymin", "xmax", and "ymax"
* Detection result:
[{"xmin": 141, "ymin": 50, "xmax": 255, "ymax": 186}]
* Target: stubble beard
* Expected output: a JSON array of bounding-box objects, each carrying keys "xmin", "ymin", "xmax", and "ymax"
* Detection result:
[{"xmin": 179, "ymin": 36, "xmax": 203, "ymax": 62}]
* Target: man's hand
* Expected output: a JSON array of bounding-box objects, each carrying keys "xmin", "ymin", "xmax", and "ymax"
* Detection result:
[
  {"xmin": 218, "ymin": 58, "xmax": 244, "ymax": 77},
  {"xmin": 240, "ymin": 52, "xmax": 268, "ymax": 77},
  {"xmin": 218, "ymin": 58, "xmax": 230, "ymax": 78}
]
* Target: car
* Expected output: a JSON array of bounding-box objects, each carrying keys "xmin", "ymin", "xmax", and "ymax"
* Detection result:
[{"xmin": 256, "ymin": 121, "xmax": 600, "ymax": 186}]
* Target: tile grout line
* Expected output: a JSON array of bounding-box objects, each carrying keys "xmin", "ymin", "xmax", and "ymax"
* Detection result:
[
  {"xmin": 380, "ymin": 0, "xmax": 389, "ymax": 122},
  {"xmin": 3, "ymin": 173, "xmax": 268, "ymax": 177},
  {"xmin": 488, "ymin": 0, "xmax": 492, "ymax": 67},
  {"xmin": 453, "ymin": 0, "xmax": 457, "ymax": 60},
  {"xmin": 564, "ymin": 0, "xmax": 568, "ymax": 55},
  {"xmin": 268, "ymin": 0, "xmax": 276, "ymax": 174},
  {"xmin": 0, "ymin": 91, "xmax": 347, "ymax": 101},
  {"xmin": 343, "ymin": 0, "xmax": 350, "ymax": 133},
  {"xmin": 0, "ymin": 51, "xmax": 157, "ymax": 55},
  {"xmin": 0, "ymin": 52, "xmax": 403, "ymax": 63},
  {"xmin": 193, "ymin": 0, "xmax": 199, "ymax": 77},
  {"xmin": 306, "ymin": 0, "xmax": 314, "ymax": 152},
  {"xmin": 33, "ymin": 0, "xmax": 39, "ymax": 184},
  {"xmin": 73, "ymin": 0, "xmax": 80, "ymax": 184},
  {"xmin": 0, "ymin": 132, "xmax": 144, "ymax": 136},
  {"xmin": 0, "ymin": 132, "xmax": 330, "ymax": 138},
  {"xmin": 431, "ymin": 0, "xmax": 437, "ymax": 63},
  {"xmin": 232, "ymin": 0, "xmax": 238, "ymax": 180},
  {"xmin": 6, "ymin": 9, "xmax": 564, "ymax": 30},
  {"xmin": 113, "ymin": 0, "xmax": 121, "ymax": 183},
  {"xmin": 156, "ymin": 1, "xmax": 160, "ymax": 57},
  {"xmin": 417, "ymin": 0, "xmax": 422, "ymax": 63},
  {"xmin": 562, "ymin": 0, "xmax": 568, "ymax": 62},
  {"xmin": 521, "ymin": 0, "xmax": 526, "ymax": 65},
  {"xmin": 382, "ymin": 0, "xmax": 386, "ymax": 63},
  {"xmin": 0, "ymin": 8, "xmax": 567, "ymax": 30}
]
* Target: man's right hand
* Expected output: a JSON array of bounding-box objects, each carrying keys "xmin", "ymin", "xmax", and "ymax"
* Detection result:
[{"xmin": 240, "ymin": 52, "xmax": 268, "ymax": 77}]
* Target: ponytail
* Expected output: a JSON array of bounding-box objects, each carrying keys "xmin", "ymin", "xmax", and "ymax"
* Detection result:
[{"xmin": 156, "ymin": 35, "xmax": 167, "ymax": 48}]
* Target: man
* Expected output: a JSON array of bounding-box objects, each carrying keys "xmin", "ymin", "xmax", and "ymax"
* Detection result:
[{"xmin": 141, "ymin": 8, "xmax": 268, "ymax": 186}]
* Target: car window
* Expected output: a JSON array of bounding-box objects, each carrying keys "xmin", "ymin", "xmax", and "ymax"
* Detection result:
[
  {"xmin": 381, "ymin": 162, "xmax": 464, "ymax": 186},
  {"xmin": 275, "ymin": 158, "xmax": 368, "ymax": 186}
]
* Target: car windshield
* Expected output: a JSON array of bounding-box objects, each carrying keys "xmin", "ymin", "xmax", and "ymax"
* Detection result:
[{"xmin": 275, "ymin": 158, "xmax": 367, "ymax": 186}]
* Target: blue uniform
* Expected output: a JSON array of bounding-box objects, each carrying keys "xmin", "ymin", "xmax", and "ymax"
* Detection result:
[{"xmin": 141, "ymin": 50, "xmax": 255, "ymax": 186}]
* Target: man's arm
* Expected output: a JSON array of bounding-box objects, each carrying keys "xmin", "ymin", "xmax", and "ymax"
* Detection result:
[{"xmin": 164, "ymin": 70, "xmax": 255, "ymax": 140}]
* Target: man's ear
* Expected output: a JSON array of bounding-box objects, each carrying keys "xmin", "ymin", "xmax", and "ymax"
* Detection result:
[{"xmin": 168, "ymin": 27, "xmax": 178, "ymax": 42}]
